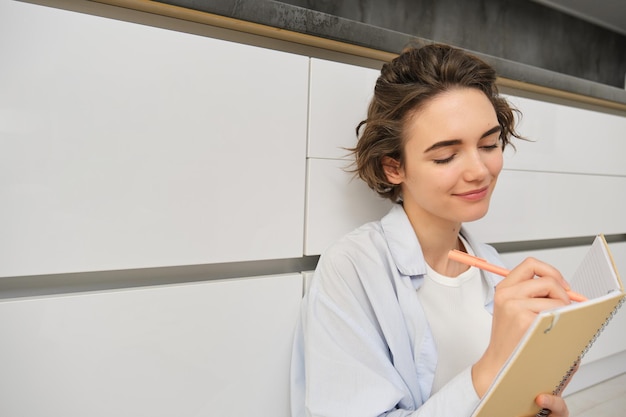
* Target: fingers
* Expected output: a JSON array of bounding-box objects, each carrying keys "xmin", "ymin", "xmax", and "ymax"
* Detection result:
[
  {"xmin": 496, "ymin": 257, "xmax": 572, "ymax": 304},
  {"xmin": 499, "ymin": 297, "xmax": 570, "ymax": 317},
  {"xmin": 496, "ymin": 276, "xmax": 571, "ymax": 307},
  {"xmin": 536, "ymin": 394, "xmax": 569, "ymax": 417},
  {"xmin": 503, "ymin": 257, "xmax": 570, "ymax": 289}
]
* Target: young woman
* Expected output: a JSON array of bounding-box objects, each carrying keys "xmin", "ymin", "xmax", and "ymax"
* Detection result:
[{"xmin": 291, "ymin": 43, "xmax": 573, "ymax": 416}]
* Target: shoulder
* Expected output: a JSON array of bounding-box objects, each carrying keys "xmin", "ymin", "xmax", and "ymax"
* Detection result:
[
  {"xmin": 317, "ymin": 220, "xmax": 387, "ymax": 274},
  {"xmin": 310, "ymin": 220, "xmax": 396, "ymax": 297},
  {"xmin": 319, "ymin": 204, "xmax": 408, "ymax": 273}
]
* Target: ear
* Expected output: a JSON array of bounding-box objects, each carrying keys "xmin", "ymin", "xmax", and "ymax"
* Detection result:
[{"xmin": 382, "ymin": 156, "xmax": 404, "ymax": 185}]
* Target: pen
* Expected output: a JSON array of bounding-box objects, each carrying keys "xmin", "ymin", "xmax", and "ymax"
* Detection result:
[{"xmin": 448, "ymin": 249, "xmax": 588, "ymax": 302}]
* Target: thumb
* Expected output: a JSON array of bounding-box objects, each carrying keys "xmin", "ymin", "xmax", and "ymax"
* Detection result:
[{"xmin": 536, "ymin": 394, "xmax": 553, "ymax": 413}]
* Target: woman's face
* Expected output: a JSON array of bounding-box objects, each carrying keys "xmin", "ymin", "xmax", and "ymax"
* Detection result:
[{"xmin": 385, "ymin": 87, "xmax": 504, "ymax": 226}]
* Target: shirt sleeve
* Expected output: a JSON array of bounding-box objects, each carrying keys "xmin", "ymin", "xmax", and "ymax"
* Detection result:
[{"xmin": 404, "ymin": 367, "xmax": 480, "ymax": 416}]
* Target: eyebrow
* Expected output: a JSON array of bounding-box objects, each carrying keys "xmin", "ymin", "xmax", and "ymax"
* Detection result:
[{"xmin": 424, "ymin": 125, "xmax": 502, "ymax": 153}]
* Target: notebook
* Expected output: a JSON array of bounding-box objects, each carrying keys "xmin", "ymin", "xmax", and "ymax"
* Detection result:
[{"xmin": 471, "ymin": 235, "xmax": 625, "ymax": 417}]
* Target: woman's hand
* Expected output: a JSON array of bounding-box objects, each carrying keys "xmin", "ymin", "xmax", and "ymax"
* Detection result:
[
  {"xmin": 536, "ymin": 393, "xmax": 569, "ymax": 416},
  {"xmin": 472, "ymin": 257, "xmax": 572, "ymax": 397}
]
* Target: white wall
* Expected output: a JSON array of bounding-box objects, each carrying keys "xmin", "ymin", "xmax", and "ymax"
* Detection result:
[
  {"xmin": 1, "ymin": 0, "xmax": 625, "ymax": 415},
  {"xmin": 0, "ymin": 273, "xmax": 302, "ymax": 417},
  {"xmin": 0, "ymin": 0, "xmax": 309, "ymax": 277},
  {"xmin": 0, "ymin": 1, "xmax": 307, "ymax": 416}
]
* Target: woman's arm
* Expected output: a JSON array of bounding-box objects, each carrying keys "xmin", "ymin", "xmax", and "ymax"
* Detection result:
[{"xmin": 471, "ymin": 257, "xmax": 573, "ymax": 416}]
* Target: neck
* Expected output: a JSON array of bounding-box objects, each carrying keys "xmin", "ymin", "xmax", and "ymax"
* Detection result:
[{"xmin": 402, "ymin": 203, "xmax": 468, "ymax": 277}]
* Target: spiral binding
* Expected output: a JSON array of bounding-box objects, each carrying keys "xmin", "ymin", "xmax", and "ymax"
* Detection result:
[{"xmin": 535, "ymin": 295, "xmax": 626, "ymax": 417}]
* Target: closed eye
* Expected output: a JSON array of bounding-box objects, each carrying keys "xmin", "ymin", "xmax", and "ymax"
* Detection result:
[
  {"xmin": 480, "ymin": 143, "xmax": 499, "ymax": 150},
  {"xmin": 434, "ymin": 142, "xmax": 499, "ymax": 164},
  {"xmin": 433, "ymin": 154, "xmax": 456, "ymax": 164},
  {"xmin": 429, "ymin": 126, "xmax": 501, "ymax": 164}
]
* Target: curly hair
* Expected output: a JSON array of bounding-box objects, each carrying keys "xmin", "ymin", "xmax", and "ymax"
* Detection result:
[{"xmin": 351, "ymin": 43, "xmax": 522, "ymax": 202}]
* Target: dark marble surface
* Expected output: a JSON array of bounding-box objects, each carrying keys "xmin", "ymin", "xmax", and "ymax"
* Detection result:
[
  {"xmin": 157, "ymin": 0, "xmax": 626, "ymax": 106},
  {"xmin": 281, "ymin": 0, "xmax": 626, "ymax": 89}
]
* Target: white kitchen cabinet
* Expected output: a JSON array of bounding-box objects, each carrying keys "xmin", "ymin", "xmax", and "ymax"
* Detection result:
[
  {"xmin": 0, "ymin": 273, "xmax": 303, "ymax": 417},
  {"xmin": 0, "ymin": 0, "xmax": 309, "ymax": 277}
]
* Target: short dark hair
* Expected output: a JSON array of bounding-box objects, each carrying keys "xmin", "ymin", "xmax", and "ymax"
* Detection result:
[{"xmin": 351, "ymin": 43, "xmax": 522, "ymax": 202}]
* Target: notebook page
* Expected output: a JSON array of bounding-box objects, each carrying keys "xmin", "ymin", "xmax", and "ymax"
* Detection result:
[{"xmin": 569, "ymin": 236, "xmax": 620, "ymax": 299}]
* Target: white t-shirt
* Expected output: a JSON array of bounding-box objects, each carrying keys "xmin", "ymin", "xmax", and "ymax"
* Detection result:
[{"xmin": 417, "ymin": 241, "xmax": 493, "ymax": 394}]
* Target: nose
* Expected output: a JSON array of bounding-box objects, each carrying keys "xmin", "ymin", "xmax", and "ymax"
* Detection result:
[{"xmin": 463, "ymin": 151, "xmax": 489, "ymax": 182}]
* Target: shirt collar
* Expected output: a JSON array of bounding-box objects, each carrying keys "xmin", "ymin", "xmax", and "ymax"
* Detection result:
[
  {"xmin": 379, "ymin": 204, "xmax": 500, "ymax": 285},
  {"xmin": 380, "ymin": 204, "xmax": 500, "ymax": 307},
  {"xmin": 380, "ymin": 204, "xmax": 428, "ymax": 277}
]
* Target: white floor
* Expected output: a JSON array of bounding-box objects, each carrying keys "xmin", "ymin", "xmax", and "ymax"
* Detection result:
[{"xmin": 565, "ymin": 373, "xmax": 626, "ymax": 417}]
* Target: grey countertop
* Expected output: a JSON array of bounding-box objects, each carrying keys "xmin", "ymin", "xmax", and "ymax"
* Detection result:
[{"xmin": 157, "ymin": 0, "xmax": 626, "ymax": 107}]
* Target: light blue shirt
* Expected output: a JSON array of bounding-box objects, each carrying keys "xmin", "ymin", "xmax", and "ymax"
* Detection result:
[{"xmin": 291, "ymin": 204, "xmax": 506, "ymax": 417}]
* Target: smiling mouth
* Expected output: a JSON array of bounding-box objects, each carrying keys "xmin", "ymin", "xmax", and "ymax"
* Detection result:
[{"xmin": 454, "ymin": 186, "xmax": 489, "ymax": 200}]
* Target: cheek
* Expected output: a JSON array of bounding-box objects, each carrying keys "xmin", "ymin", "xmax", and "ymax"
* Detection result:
[
  {"xmin": 487, "ymin": 151, "xmax": 504, "ymax": 176},
  {"xmin": 413, "ymin": 165, "xmax": 456, "ymax": 191},
  {"xmin": 435, "ymin": 171, "xmax": 461, "ymax": 190}
]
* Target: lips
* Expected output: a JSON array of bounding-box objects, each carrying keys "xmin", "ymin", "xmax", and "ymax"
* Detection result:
[{"xmin": 454, "ymin": 186, "xmax": 489, "ymax": 201}]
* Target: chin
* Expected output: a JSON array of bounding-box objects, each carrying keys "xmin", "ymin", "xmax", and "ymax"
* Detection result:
[{"xmin": 459, "ymin": 204, "xmax": 491, "ymax": 223}]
